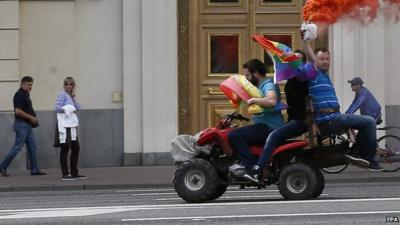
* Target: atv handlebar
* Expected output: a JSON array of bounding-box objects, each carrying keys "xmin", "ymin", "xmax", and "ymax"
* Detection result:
[
  {"xmin": 217, "ymin": 112, "xmax": 249, "ymax": 129},
  {"xmin": 226, "ymin": 111, "xmax": 249, "ymax": 122}
]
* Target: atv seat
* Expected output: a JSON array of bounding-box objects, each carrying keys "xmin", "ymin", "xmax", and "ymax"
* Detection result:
[
  {"xmin": 248, "ymin": 140, "xmax": 310, "ymax": 157},
  {"xmin": 271, "ymin": 141, "xmax": 309, "ymax": 156}
]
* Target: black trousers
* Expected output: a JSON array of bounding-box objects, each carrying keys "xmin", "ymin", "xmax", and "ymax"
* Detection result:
[{"xmin": 59, "ymin": 128, "xmax": 80, "ymax": 176}]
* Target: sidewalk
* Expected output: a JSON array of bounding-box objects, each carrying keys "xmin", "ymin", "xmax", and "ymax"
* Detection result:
[{"xmin": 0, "ymin": 166, "xmax": 399, "ymax": 192}]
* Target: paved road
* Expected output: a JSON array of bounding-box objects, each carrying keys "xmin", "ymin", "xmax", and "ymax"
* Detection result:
[{"xmin": 0, "ymin": 182, "xmax": 399, "ymax": 225}]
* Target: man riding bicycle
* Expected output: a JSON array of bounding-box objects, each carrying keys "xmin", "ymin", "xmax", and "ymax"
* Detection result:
[{"xmin": 346, "ymin": 77, "xmax": 383, "ymax": 125}]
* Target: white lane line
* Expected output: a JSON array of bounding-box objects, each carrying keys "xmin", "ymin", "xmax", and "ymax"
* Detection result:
[
  {"xmin": 156, "ymin": 194, "xmax": 328, "ymax": 201},
  {"xmin": 0, "ymin": 206, "xmax": 209, "ymax": 220},
  {"xmin": 117, "ymin": 188, "xmax": 279, "ymax": 193},
  {"xmin": 226, "ymin": 190, "xmax": 279, "ymax": 193},
  {"xmin": 156, "ymin": 195, "xmax": 282, "ymax": 201},
  {"xmin": 116, "ymin": 188, "xmax": 175, "ymax": 193},
  {"xmin": 131, "ymin": 193, "xmax": 177, "ymax": 196},
  {"xmin": 0, "ymin": 208, "xmax": 135, "ymax": 220},
  {"xmin": 0, "ymin": 197, "xmax": 397, "ymax": 220},
  {"xmin": 121, "ymin": 210, "xmax": 400, "ymax": 222},
  {"xmin": 1, "ymin": 197, "xmax": 399, "ymax": 214},
  {"xmin": 130, "ymin": 189, "xmax": 279, "ymax": 196}
]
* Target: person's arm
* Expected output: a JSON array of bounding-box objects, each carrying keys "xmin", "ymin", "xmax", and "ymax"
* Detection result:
[
  {"xmin": 247, "ymin": 90, "xmax": 277, "ymax": 108},
  {"xmin": 296, "ymin": 37, "xmax": 317, "ymax": 81},
  {"xmin": 15, "ymin": 108, "xmax": 38, "ymax": 124},
  {"xmin": 303, "ymin": 39, "xmax": 317, "ymax": 64},
  {"xmin": 72, "ymin": 95, "xmax": 81, "ymax": 110},
  {"xmin": 55, "ymin": 92, "xmax": 65, "ymax": 113},
  {"xmin": 345, "ymin": 89, "xmax": 367, "ymax": 114}
]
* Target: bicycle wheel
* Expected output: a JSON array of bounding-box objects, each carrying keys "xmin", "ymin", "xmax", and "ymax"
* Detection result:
[
  {"xmin": 376, "ymin": 135, "xmax": 400, "ymax": 172},
  {"xmin": 321, "ymin": 135, "xmax": 349, "ymax": 174}
]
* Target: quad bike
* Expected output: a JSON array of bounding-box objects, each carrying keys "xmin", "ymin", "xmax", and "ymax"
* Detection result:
[{"xmin": 173, "ymin": 112, "xmax": 352, "ymax": 203}]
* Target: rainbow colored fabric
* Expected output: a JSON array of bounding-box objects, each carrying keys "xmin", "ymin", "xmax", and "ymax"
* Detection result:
[
  {"xmin": 252, "ymin": 35, "xmax": 303, "ymax": 82},
  {"xmin": 219, "ymin": 75, "xmax": 288, "ymax": 115}
]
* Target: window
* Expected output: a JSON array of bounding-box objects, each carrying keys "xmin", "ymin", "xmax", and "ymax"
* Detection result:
[{"xmin": 210, "ymin": 34, "xmax": 239, "ymax": 74}]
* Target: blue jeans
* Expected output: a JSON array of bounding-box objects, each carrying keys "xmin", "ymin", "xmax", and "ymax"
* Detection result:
[
  {"xmin": 256, "ymin": 120, "xmax": 308, "ymax": 168},
  {"xmin": 318, "ymin": 114, "xmax": 377, "ymax": 163},
  {"xmin": 228, "ymin": 123, "xmax": 272, "ymax": 168},
  {"xmin": 0, "ymin": 120, "xmax": 39, "ymax": 172}
]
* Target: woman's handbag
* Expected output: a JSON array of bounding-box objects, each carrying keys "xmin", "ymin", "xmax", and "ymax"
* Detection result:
[{"xmin": 53, "ymin": 122, "xmax": 61, "ymax": 148}]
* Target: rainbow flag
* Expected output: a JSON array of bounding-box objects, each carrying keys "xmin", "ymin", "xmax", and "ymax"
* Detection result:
[{"xmin": 252, "ymin": 35, "xmax": 303, "ymax": 82}]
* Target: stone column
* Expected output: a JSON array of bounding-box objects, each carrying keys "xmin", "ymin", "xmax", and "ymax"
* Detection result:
[
  {"xmin": 122, "ymin": 0, "xmax": 144, "ymax": 165},
  {"xmin": 0, "ymin": 0, "xmax": 25, "ymax": 169},
  {"xmin": 141, "ymin": 0, "xmax": 178, "ymax": 165},
  {"xmin": 122, "ymin": 0, "xmax": 178, "ymax": 166},
  {"xmin": 330, "ymin": 19, "xmax": 385, "ymax": 125},
  {"xmin": 0, "ymin": 0, "xmax": 20, "ymax": 109},
  {"xmin": 384, "ymin": 21, "xmax": 400, "ymax": 133}
]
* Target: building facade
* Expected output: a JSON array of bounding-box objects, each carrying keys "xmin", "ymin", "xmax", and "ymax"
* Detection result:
[{"xmin": 0, "ymin": 0, "xmax": 399, "ymax": 170}]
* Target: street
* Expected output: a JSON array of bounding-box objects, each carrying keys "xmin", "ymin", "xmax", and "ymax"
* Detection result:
[{"xmin": 0, "ymin": 181, "xmax": 399, "ymax": 225}]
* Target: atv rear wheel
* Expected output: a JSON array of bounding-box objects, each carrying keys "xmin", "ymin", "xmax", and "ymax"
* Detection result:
[
  {"xmin": 278, "ymin": 163, "xmax": 323, "ymax": 200},
  {"xmin": 173, "ymin": 158, "xmax": 221, "ymax": 203},
  {"xmin": 311, "ymin": 169, "xmax": 325, "ymax": 198}
]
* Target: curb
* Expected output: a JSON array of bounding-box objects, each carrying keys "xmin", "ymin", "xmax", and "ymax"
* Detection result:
[{"xmin": 0, "ymin": 183, "xmax": 173, "ymax": 192}]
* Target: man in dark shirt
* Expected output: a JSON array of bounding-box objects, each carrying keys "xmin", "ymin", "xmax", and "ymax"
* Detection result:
[
  {"xmin": 0, "ymin": 76, "xmax": 46, "ymax": 177},
  {"xmin": 244, "ymin": 50, "xmax": 309, "ymax": 183}
]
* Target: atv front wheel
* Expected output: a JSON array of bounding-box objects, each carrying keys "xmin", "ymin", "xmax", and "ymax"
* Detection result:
[
  {"xmin": 278, "ymin": 163, "xmax": 323, "ymax": 200},
  {"xmin": 173, "ymin": 158, "xmax": 222, "ymax": 203},
  {"xmin": 208, "ymin": 183, "xmax": 228, "ymax": 200}
]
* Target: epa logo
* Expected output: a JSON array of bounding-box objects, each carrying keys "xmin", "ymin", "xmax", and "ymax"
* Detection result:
[{"xmin": 386, "ymin": 216, "xmax": 400, "ymax": 222}]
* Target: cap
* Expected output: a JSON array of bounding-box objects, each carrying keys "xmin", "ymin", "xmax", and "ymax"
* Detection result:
[{"xmin": 347, "ymin": 77, "xmax": 364, "ymax": 85}]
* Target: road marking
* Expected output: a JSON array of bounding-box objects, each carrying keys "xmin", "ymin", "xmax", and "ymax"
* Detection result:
[
  {"xmin": 156, "ymin": 194, "xmax": 328, "ymax": 201},
  {"xmin": 120, "ymin": 188, "xmax": 279, "ymax": 194},
  {"xmin": 0, "ymin": 208, "xmax": 136, "ymax": 220},
  {"xmin": 156, "ymin": 195, "xmax": 283, "ymax": 201},
  {"xmin": 0, "ymin": 206, "xmax": 207, "ymax": 220},
  {"xmin": 0, "ymin": 197, "xmax": 398, "ymax": 220},
  {"xmin": 130, "ymin": 193, "xmax": 177, "ymax": 196},
  {"xmin": 128, "ymin": 189, "xmax": 279, "ymax": 196},
  {"xmin": 1, "ymin": 197, "xmax": 399, "ymax": 213},
  {"xmin": 121, "ymin": 210, "xmax": 400, "ymax": 222},
  {"xmin": 116, "ymin": 188, "xmax": 175, "ymax": 193},
  {"xmin": 225, "ymin": 190, "xmax": 279, "ymax": 193}
]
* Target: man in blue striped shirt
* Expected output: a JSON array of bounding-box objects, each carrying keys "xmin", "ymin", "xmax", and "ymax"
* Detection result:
[
  {"xmin": 301, "ymin": 38, "xmax": 383, "ymax": 171},
  {"xmin": 345, "ymin": 77, "xmax": 382, "ymax": 125}
]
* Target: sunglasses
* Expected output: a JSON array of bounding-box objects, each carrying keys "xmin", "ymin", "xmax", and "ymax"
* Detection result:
[{"xmin": 64, "ymin": 83, "xmax": 74, "ymax": 86}]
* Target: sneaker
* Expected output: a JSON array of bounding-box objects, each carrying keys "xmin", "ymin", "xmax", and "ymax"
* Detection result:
[
  {"xmin": 243, "ymin": 165, "xmax": 261, "ymax": 183},
  {"xmin": 0, "ymin": 168, "xmax": 10, "ymax": 177},
  {"xmin": 229, "ymin": 164, "xmax": 246, "ymax": 177},
  {"xmin": 72, "ymin": 175, "xmax": 88, "ymax": 180},
  {"xmin": 344, "ymin": 154, "xmax": 370, "ymax": 168},
  {"xmin": 62, "ymin": 174, "xmax": 77, "ymax": 181},
  {"xmin": 368, "ymin": 161, "xmax": 384, "ymax": 172},
  {"xmin": 31, "ymin": 170, "xmax": 46, "ymax": 176}
]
